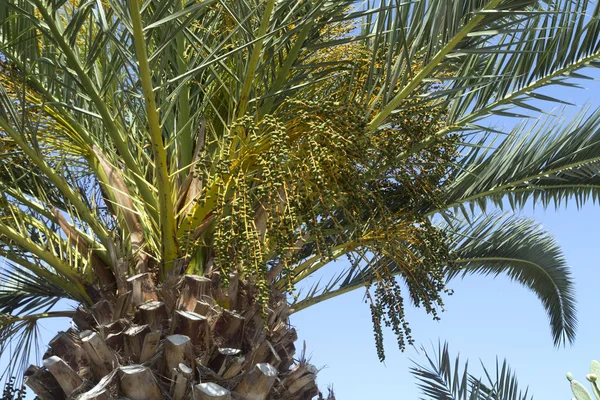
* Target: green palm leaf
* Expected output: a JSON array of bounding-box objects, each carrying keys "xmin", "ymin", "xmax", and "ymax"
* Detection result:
[
  {"xmin": 0, "ymin": 0, "xmax": 597, "ymax": 383},
  {"xmin": 442, "ymin": 107, "xmax": 600, "ymax": 216},
  {"xmin": 442, "ymin": 0, "xmax": 600, "ymax": 122},
  {"xmin": 0, "ymin": 264, "xmax": 73, "ymax": 315},
  {"xmin": 411, "ymin": 342, "xmax": 532, "ymax": 400},
  {"xmin": 293, "ymin": 213, "xmax": 575, "ymax": 346},
  {"xmin": 445, "ymin": 213, "xmax": 576, "ymax": 345},
  {"xmin": 0, "ymin": 264, "xmax": 74, "ymax": 385}
]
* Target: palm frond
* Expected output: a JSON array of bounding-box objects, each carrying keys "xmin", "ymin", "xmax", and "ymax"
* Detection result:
[
  {"xmin": 0, "ymin": 263, "xmax": 74, "ymax": 315},
  {"xmin": 0, "ymin": 263, "xmax": 74, "ymax": 386},
  {"xmin": 443, "ymin": 0, "xmax": 600, "ymax": 123},
  {"xmin": 293, "ymin": 213, "xmax": 575, "ymax": 347},
  {"xmin": 445, "ymin": 213, "xmax": 576, "ymax": 346},
  {"xmin": 0, "ymin": 318, "xmax": 40, "ymax": 387},
  {"xmin": 440, "ymin": 107, "xmax": 600, "ymax": 216},
  {"xmin": 365, "ymin": 0, "xmax": 598, "ymax": 130},
  {"xmin": 410, "ymin": 342, "xmax": 532, "ymax": 400}
]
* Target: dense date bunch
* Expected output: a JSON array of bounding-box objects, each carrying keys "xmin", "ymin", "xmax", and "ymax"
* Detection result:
[
  {"xmin": 367, "ymin": 218, "xmax": 455, "ymax": 361},
  {"xmin": 362, "ymin": 100, "xmax": 458, "ymax": 360},
  {"xmin": 198, "ymin": 93, "xmax": 457, "ymax": 356},
  {"xmin": 208, "ymin": 100, "xmax": 372, "ymax": 311}
]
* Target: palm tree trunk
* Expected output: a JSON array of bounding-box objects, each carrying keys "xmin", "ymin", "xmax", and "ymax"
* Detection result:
[{"xmin": 25, "ymin": 273, "xmax": 327, "ymax": 400}]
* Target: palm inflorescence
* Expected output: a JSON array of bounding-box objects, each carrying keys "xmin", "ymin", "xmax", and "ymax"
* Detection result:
[{"xmin": 0, "ymin": 0, "xmax": 598, "ymax": 397}]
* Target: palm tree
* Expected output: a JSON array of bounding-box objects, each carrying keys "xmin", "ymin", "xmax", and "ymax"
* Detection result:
[
  {"xmin": 0, "ymin": 0, "xmax": 598, "ymax": 398},
  {"xmin": 410, "ymin": 342, "xmax": 532, "ymax": 400},
  {"xmin": 412, "ymin": 344, "xmax": 600, "ymax": 400}
]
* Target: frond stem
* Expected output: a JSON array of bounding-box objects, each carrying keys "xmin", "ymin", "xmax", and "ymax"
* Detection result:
[
  {"xmin": 236, "ymin": 0, "xmax": 276, "ymax": 120},
  {"xmin": 367, "ymin": 0, "xmax": 503, "ymax": 131},
  {"xmin": 0, "ymin": 118, "xmax": 112, "ymax": 252},
  {"xmin": 32, "ymin": 0, "xmax": 160, "ymax": 225},
  {"xmin": 292, "ymin": 254, "xmax": 560, "ymax": 314},
  {"xmin": 402, "ymin": 49, "xmax": 600, "ymax": 159},
  {"xmin": 0, "ymin": 311, "xmax": 76, "ymax": 325},
  {"xmin": 0, "ymin": 223, "xmax": 92, "ymax": 304},
  {"xmin": 129, "ymin": 0, "xmax": 178, "ymax": 272},
  {"xmin": 431, "ymin": 157, "xmax": 600, "ymax": 216}
]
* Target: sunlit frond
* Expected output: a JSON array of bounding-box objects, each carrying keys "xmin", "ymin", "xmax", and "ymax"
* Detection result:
[
  {"xmin": 0, "ymin": 0, "xmax": 596, "ymax": 381},
  {"xmin": 411, "ymin": 342, "xmax": 532, "ymax": 400},
  {"xmin": 442, "ymin": 107, "xmax": 600, "ymax": 215}
]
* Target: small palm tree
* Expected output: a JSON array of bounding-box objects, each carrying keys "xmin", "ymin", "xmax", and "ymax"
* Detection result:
[
  {"xmin": 412, "ymin": 344, "xmax": 600, "ymax": 400},
  {"xmin": 411, "ymin": 342, "xmax": 532, "ymax": 400},
  {"xmin": 0, "ymin": 0, "xmax": 598, "ymax": 398}
]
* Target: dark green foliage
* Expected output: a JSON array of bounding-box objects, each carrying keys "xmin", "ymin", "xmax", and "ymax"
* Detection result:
[{"xmin": 446, "ymin": 213, "xmax": 576, "ymax": 345}]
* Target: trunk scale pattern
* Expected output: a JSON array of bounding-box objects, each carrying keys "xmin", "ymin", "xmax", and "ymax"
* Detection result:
[{"xmin": 25, "ymin": 273, "xmax": 329, "ymax": 400}]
